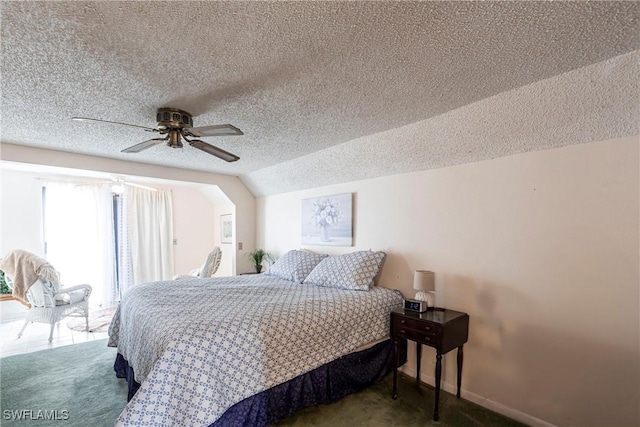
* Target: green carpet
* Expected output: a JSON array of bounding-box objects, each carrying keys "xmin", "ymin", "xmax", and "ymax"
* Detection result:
[
  {"xmin": 0, "ymin": 340, "xmax": 127, "ymax": 426},
  {"xmin": 276, "ymin": 375, "xmax": 527, "ymax": 427},
  {"xmin": 1, "ymin": 340, "xmax": 526, "ymax": 426}
]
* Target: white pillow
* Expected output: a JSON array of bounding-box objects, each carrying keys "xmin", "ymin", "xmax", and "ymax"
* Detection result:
[
  {"xmin": 267, "ymin": 250, "xmax": 327, "ymax": 283},
  {"xmin": 303, "ymin": 251, "xmax": 386, "ymax": 291}
]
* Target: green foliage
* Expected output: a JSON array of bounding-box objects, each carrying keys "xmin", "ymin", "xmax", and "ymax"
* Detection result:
[
  {"xmin": 0, "ymin": 269, "xmax": 10, "ymax": 294},
  {"xmin": 246, "ymin": 249, "xmax": 273, "ymax": 273}
]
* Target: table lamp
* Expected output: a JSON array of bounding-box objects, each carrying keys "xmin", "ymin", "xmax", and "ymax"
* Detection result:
[{"xmin": 413, "ymin": 270, "xmax": 435, "ymax": 310}]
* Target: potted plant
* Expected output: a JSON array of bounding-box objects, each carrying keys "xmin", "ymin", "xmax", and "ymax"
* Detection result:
[
  {"xmin": 0, "ymin": 268, "xmax": 27, "ymax": 323},
  {"xmin": 0, "ymin": 269, "xmax": 11, "ymax": 299},
  {"xmin": 246, "ymin": 249, "xmax": 272, "ymax": 274}
]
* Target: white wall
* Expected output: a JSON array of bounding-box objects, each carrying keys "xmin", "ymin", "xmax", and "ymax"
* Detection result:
[
  {"xmin": 257, "ymin": 136, "xmax": 640, "ymax": 427},
  {"xmin": 171, "ymin": 186, "xmax": 217, "ymax": 276}
]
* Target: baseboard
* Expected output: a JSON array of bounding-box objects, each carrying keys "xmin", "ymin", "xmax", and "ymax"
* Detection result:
[{"xmin": 399, "ymin": 365, "xmax": 558, "ymax": 427}]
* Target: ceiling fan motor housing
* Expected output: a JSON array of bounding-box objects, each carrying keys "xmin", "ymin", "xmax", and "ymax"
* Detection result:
[{"xmin": 157, "ymin": 108, "xmax": 193, "ymax": 129}]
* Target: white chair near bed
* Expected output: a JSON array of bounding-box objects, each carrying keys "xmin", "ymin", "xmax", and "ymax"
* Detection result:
[
  {"xmin": 174, "ymin": 246, "xmax": 222, "ymax": 280},
  {"xmin": 1, "ymin": 249, "xmax": 92, "ymax": 342},
  {"xmin": 7, "ymin": 277, "xmax": 93, "ymax": 342}
]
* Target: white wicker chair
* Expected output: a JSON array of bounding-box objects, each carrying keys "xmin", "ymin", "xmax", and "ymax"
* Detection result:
[
  {"xmin": 174, "ymin": 246, "xmax": 222, "ymax": 279},
  {"xmin": 6, "ymin": 276, "xmax": 92, "ymax": 342}
]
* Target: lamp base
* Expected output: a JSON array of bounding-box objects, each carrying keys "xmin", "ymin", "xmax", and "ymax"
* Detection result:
[{"xmin": 414, "ymin": 291, "xmax": 435, "ymax": 309}]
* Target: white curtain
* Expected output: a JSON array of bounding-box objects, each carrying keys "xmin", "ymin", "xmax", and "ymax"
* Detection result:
[
  {"xmin": 44, "ymin": 182, "xmax": 116, "ymax": 309},
  {"xmin": 125, "ymin": 187, "xmax": 174, "ymax": 287}
]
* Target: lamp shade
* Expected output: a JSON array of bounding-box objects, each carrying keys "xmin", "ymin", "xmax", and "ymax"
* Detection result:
[{"xmin": 413, "ymin": 270, "xmax": 435, "ymax": 292}]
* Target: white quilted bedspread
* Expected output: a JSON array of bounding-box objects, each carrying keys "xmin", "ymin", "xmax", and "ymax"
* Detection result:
[{"xmin": 108, "ymin": 275, "xmax": 402, "ymax": 426}]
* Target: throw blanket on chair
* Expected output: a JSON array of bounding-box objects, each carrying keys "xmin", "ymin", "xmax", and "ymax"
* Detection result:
[{"xmin": 0, "ymin": 250, "xmax": 59, "ymax": 305}]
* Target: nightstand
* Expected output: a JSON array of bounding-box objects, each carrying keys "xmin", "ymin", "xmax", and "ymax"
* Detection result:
[{"xmin": 391, "ymin": 308, "xmax": 469, "ymax": 421}]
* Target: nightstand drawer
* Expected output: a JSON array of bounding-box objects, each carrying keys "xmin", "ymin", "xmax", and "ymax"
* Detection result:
[
  {"xmin": 395, "ymin": 317, "xmax": 437, "ymax": 336},
  {"xmin": 394, "ymin": 325, "xmax": 440, "ymax": 346}
]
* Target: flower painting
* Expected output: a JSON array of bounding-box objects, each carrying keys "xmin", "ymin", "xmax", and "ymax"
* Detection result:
[{"xmin": 301, "ymin": 193, "xmax": 353, "ymax": 246}]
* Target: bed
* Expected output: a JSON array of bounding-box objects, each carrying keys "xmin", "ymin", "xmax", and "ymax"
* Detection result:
[{"xmin": 108, "ymin": 250, "xmax": 404, "ymax": 426}]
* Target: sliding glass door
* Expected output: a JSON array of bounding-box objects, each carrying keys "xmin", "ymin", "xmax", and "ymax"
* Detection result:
[{"xmin": 43, "ymin": 182, "xmax": 116, "ymax": 309}]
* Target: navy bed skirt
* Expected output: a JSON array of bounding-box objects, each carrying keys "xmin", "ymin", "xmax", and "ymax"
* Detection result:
[{"xmin": 114, "ymin": 338, "xmax": 407, "ymax": 426}]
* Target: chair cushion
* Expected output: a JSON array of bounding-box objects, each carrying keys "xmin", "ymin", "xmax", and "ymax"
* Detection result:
[{"xmin": 55, "ymin": 290, "xmax": 86, "ymax": 305}]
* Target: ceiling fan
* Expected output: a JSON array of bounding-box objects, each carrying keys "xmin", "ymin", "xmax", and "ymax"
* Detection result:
[{"xmin": 72, "ymin": 108, "xmax": 243, "ymax": 162}]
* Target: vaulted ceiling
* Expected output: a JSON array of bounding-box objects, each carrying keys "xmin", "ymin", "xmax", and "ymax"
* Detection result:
[{"xmin": 1, "ymin": 1, "xmax": 638, "ymax": 196}]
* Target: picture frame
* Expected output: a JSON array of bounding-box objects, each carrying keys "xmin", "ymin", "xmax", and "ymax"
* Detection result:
[
  {"xmin": 220, "ymin": 213, "xmax": 233, "ymax": 244},
  {"xmin": 301, "ymin": 192, "xmax": 353, "ymax": 246}
]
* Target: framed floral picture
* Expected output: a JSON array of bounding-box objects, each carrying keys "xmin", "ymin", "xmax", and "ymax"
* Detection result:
[
  {"xmin": 220, "ymin": 213, "xmax": 232, "ymax": 244},
  {"xmin": 301, "ymin": 193, "xmax": 353, "ymax": 246}
]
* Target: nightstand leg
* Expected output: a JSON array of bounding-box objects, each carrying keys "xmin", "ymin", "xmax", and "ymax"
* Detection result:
[
  {"xmin": 392, "ymin": 338, "xmax": 398, "ymax": 400},
  {"xmin": 416, "ymin": 342, "xmax": 422, "ymax": 383},
  {"xmin": 434, "ymin": 352, "xmax": 442, "ymax": 421},
  {"xmin": 457, "ymin": 345, "xmax": 464, "ymax": 398}
]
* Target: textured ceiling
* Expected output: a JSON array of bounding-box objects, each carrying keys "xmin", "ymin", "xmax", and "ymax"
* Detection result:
[{"xmin": 1, "ymin": 1, "xmax": 639, "ymax": 196}]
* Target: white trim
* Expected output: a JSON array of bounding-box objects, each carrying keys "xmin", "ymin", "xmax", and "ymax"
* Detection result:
[{"xmin": 399, "ymin": 365, "xmax": 558, "ymax": 427}]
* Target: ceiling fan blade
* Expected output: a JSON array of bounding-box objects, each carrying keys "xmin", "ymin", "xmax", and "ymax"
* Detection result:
[
  {"xmin": 121, "ymin": 138, "xmax": 167, "ymax": 153},
  {"xmin": 72, "ymin": 117, "xmax": 158, "ymax": 133},
  {"xmin": 188, "ymin": 124, "xmax": 244, "ymax": 137},
  {"xmin": 188, "ymin": 139, "xmax": 240, "ymax": 162}
]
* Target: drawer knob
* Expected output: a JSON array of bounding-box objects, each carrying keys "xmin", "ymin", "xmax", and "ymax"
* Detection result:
[
  {"xmin": 424, "ymin": 326, "xmax": 431, "ymax": 331},
  {"xmin": 400, "ymin": 329, "xmax": 406, "ymax": 334},
  {"xmin": 400, "ymin": 319, "xmax": 406, "ymax": 324}
]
